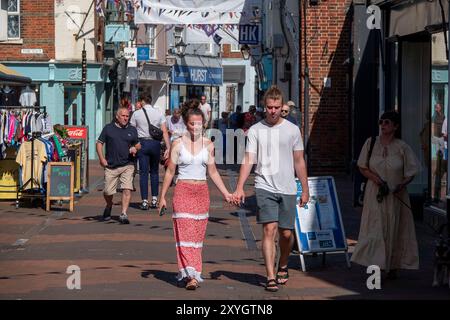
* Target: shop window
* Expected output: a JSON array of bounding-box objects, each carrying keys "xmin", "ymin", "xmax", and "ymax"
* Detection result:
[
  {"xmin": 430, "ymin": 32, "xmax": 448, "ymax": 211},
  {"xmin": 147, "ymin": 25, "xmax": 156, "ymax": 60}
]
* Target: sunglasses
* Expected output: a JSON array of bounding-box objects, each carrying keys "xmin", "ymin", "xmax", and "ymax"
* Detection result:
[
  {"xmin": 378, "ymin": 119, "xmax": 392, "ymax": 126},
  {"xmin": 281, "ymin": 110, "xmax": 289, "ymax": 113}
]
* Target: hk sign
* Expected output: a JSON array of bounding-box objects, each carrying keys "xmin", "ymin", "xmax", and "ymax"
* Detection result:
[{"xmin": 239, "ymin": 24, "xmax": 260, "ymax": 45}]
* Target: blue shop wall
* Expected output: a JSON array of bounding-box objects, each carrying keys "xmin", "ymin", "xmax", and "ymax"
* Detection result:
[{"xmin": 4, "ymin": 62, "xmax": 106, "ymax": 159}]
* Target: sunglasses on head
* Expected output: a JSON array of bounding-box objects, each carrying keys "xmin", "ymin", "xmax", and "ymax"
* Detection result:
[{"xmin": 378, "ymin": 119, "xmax": 392, "ymax": 125}]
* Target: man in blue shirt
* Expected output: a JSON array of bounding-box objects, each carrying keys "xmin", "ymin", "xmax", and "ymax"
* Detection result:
[{"xmin": 96, "ymin": 107, "xmax": 141, "ymax": 224}]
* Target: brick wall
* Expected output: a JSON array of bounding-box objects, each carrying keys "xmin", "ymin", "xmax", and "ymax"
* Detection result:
[
  {"xmin": 222, "ymin": 44, "xmax": 242, "ymax": 59},
  {"xmin": 1, "ymin": 0, "xmax": 55, "ymax": 61},
  {"xmin": 301, "ymin": 0, "xmax": 352, "ymax": 175}
]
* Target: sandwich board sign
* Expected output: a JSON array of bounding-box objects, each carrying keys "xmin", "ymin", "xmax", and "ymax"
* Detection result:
[{"xmin": 294, "ymin": 176, "xmax": 351, "ymax": 271}]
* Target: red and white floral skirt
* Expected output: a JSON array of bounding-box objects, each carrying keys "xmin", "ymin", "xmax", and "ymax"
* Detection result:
[{"xmin": 172, "ymin": 181, "xmax": 210, "ymax": 282}]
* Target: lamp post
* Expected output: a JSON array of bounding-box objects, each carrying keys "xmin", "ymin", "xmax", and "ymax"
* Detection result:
[
  {"xmin": 81, "ymin": 38, "xmax": 87, "ymax": 126},
  {"xmin": 175, "ymin": 39, "xmax": 188, "ymax": 57},
  {"xmin": 241, "ymin": 44, "xmax": 251, "ymax": 60},
  {"xmin": 129, "ymin": 20, "xmax": 139, "ymax": 106}
]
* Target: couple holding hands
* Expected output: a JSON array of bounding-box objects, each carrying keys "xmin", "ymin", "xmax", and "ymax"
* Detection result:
[{"xmin": 159, "ymin": 86, "xmax": 309, "ymax": 292}]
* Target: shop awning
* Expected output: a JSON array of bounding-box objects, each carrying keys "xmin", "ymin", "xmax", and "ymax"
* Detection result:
[{"xmin": 0, "ymin": 63, "xmax": 32, "ymax": 85}]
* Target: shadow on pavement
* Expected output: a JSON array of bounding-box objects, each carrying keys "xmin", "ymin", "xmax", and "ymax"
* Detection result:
[
  {"xmin": 209, "ymin": 270, "xmax": 266, "ymax": 288},
  {"xmin": 141, "ymin": 269, "xmax": 179, "ymax": 287}
]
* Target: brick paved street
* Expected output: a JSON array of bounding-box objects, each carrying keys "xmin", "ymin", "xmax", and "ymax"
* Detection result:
[{"xmin": 0, "ymin": 161, "xmax": 449, "ymax": 300}]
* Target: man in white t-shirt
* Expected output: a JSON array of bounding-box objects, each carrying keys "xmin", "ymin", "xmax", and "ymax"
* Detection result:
[
  {"xmin": 199, "ymin": 95, "xmax": 212, "ymax": 129},
  {"xmin": 129, "ymin": 95, "xmax": 170, "ymax": 210},
  {"xmin": 232, "ymin": 85, "xmax": 309, "ymax": 292}
]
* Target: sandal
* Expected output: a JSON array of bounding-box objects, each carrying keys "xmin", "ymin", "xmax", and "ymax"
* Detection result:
[
  {"xmin": 276, "ymin": 266, "xmax": 289, "ymax": 285},
  {"xmin": 185, "ymin": 278, "xmax": 199, "ymax": 290},
  {"xmin": 265, "ymin": 279, "xmax": 279, "ymax": 292}
]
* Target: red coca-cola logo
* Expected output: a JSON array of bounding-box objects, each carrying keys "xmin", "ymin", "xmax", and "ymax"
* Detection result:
[{"xmin": 66, "ymin": 127, "xmax": 87, "ymax": 139}]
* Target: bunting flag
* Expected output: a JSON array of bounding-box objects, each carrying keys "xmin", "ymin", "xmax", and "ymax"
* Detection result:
[
  {"xmin": 213, "ymin": 33, "xmax": 222, "ymax": 45},
  {"xmin": 96, "ymin": 0, "xmax": 105, "ymax": 17},
  {"xmin": 135, "ymin": 0, "xmax": 245, "ymax": 25}
]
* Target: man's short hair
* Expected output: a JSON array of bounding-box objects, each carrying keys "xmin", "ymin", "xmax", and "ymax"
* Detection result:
[
  {"xmin": 264, "ymin": 85, "xmax": 284, "ymax": 105},
  {"xmin": 116, "ymin": 106, "xmax": 130, "ymax": 116},
  {"xmin": 140, "ymin": 94, "xmax": 152, "ymax": 104}
]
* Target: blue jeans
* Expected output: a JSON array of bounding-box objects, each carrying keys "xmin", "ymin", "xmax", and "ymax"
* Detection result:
[{"xmin": 138, "ymin": 139, "xmax": 161, "ymax": 200}]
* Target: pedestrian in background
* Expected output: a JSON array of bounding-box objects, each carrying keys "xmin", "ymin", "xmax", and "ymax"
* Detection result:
[
  {"xmin": 130, "ymin": 95, "xmax": 170, "ymax": 210},
  {"xmin": 159, "ymin": 99, "xmax": 233, "ymax": 290},
  {"xmin": 199, "ymin": 95, "xmax": 212, "ymax": 129},
  {"xmin": 96, "ymin": 107, "xmax": 141, "ymax": 224},
  {"xmin": 281, "ymin": 103, "xmax": 297, "ymax": 125},
  {"xmin": 351, "ymin": 111, "xmax": 420, "ymax": 280}
]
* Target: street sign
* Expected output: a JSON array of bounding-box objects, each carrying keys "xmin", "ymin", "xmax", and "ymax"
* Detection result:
[
  {"xmin": 239, "ymin": 24, "xmax": 260, "ymax": 45},
  {"xmin": 124, "ymin": 47, "xmax": 137, "ymax": 67},
  {"xmin": 137, "ymin": 47, "xmax": 150, "ymax": 61}
]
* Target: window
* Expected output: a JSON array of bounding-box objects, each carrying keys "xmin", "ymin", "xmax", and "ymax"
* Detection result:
[
  {"xmin": 147, "ymin": 25, "xmax": 156, "ymax": 60},
  {"xmin": 7, "ymin": 0, "xmax": 20, "ymax": 39},
  {"xmin": 231, "ymin": 43, "xmax": 240, "ymax": 52}
]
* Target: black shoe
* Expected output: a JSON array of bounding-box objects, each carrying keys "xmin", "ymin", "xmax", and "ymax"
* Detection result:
[
  {"xmin": 119, "ymin": 213, "xmax": 130, "ymax": 224},
  {"xmin": 139, "ymin": 200, "xmax": 149, "ymax": 210},
  {"xmin": 150, "ymin": 198, "xmax": 158, "ymax": 209},
  {"xmin": 103, "ymin": 207, "xmax": 112, "ymax": 221}
]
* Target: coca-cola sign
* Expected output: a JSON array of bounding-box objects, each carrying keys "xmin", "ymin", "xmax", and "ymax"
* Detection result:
[{"xmin": 65, "ymin": 126, "xmax": 88, "ymax": 140}]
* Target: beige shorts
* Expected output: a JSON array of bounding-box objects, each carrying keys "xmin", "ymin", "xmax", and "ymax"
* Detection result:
[{"xmin": 104, "ymin": 164, "xmax": 135, "ymax": 196}]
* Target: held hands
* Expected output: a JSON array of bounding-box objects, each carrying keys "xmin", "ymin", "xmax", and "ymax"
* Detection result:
[
  {"xmin": 231, "ymin": 189, "xmax": 246, "ymax": 207},
  {"xmin": 299, "ymin": 191, "xmax": 309, "ymax": 207}
]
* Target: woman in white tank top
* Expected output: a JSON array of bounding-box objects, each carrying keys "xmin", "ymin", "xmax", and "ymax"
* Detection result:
[{"xmin": 159, "ymin": 100, "xmax": 233, "ymax": 290}]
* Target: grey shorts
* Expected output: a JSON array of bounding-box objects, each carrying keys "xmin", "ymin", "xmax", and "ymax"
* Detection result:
[{"xmin": 255, "ymin": 188, "xmax": 297, "ymax": 229}]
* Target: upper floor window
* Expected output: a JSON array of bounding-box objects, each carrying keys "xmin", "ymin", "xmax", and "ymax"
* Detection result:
[
  {"xmin": 7, "ymin": 0, "xmax": 20, "ymax": 39},
  {"xmin": 230, "ymin": 43, "xmax": 240, "ymax": 52},
  {"xmin": 0, "ymin": 0, "xmax": 20, "ymax": 40},
  {"xmin": 147, "ymin": 25, "xmax": 156, "ymax": 60}
]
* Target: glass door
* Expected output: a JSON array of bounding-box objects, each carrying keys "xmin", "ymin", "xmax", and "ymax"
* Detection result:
[{"xmin": 64, "ymin": 87, "xmax": 82, "ymax": 126}]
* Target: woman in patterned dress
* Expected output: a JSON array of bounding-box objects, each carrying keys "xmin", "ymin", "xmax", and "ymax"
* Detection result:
[{"xmin": 159, "ymin": 99, "xmax": 233, "ymax": 290}]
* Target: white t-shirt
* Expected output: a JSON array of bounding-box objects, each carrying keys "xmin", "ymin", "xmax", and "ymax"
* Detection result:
[
  {"xmin": 200, "ymin": 102, "xmax": 212, "ymax": 122},
  {"xmin": 246, "ymin": 119, "xmax": 304, "ymax": 195},
  {"xmin": 167, "ymin": 115, "xmax": 187, "ymax": 141},
  {"xmin": 129, "ymin": 104, "xmax": 166, "ymax": 138}
]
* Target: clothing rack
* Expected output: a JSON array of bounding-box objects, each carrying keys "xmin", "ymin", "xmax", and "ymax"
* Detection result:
[{"xmin": 0, "ymin": 106, "xmax": 48, "ymax": 208}]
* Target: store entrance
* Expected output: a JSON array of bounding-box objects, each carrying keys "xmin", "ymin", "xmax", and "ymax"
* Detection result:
[{"xmin": 64, "ymin": 86, "xmax": 81, "ymax": 126}]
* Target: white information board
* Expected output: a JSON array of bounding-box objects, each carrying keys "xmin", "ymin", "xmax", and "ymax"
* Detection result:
[{"xmin": 294, "ymin": 176, "xmax": 351, "ymax": 271}]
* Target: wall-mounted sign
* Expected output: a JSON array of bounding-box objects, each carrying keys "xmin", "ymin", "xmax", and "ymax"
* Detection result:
[
  {"xmin": 124, "ymin": 47, "xmax": 137, "ymax": 67},
  {"xmin": 239, "ymin": 24, "xmax": 260, "ymax": 45},
  {"xmin": 171, "ymin": 65, "xmax": 223, "ymax": 85},
  {"xmin": 137, "ymin": 47, "xmax": 150, "ymax": 61},
  {"xmin": 21, "ymin": 49, "xmax": 43, "ymax": 54}
]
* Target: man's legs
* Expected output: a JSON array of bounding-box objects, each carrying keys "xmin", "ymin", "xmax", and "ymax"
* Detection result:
[
  {"xmin": 104, "ymin": 194, "xmax": 113, "ymax": 208},
  {"xmin": 262, "ymin": 222, "xmax": 278, "ymax": 280},
  {"xmin": 121, "ymin": 189, "xmax": 131, "ymax": 214},
  {"xmin": 278, "ymin": 228, "xmax": 293, "ymax": 268},
  {"xmin": 138, "ymin": 141, "xmax": 150, "ymax": 208}
]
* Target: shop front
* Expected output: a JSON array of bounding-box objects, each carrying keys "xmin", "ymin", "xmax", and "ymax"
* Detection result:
[
  {"xmin": 3, "ymin": 62, "xmax": 107, "ymax": 160},
  {"xmin": 358, "ymin": 0, "xmax": 450, "ymax": 224},
  {"xmin": 136, "ymin": 63, "xmax": 171, "ymax": 114},
  {"xmin": 169, "ymin": 56, "xmax": 222, "ymax": 124}
]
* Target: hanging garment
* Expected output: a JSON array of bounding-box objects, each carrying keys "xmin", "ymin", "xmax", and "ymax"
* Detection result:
[
  {"xmin": 19, "ymin": 87, "xmax": 37, "ymax": 107},
  {"xmin": 15, "ymin": 139, "xmax": 47, "ymax": 190}
]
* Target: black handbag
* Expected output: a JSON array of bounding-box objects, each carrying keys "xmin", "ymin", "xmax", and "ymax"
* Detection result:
[
  {"xmin": 142, "ymin": 107, "xmax": 163, "ymax": 141},
  {"xmin": 357, "ymin": 136, "xmax": 377, "ymax": 206}
]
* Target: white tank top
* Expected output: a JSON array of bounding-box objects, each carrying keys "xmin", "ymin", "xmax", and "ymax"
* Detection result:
[{"xmin": 177, "ymin": 140, "xmax": 209, "ymax": 180}]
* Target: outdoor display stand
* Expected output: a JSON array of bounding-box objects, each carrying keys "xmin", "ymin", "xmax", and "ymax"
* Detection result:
[
  {"xmin": 46, "ymin": 162, "xmax": 74, "ymax": 212},
  {"xmin": 294, "ymin": 176, "xmax": 351, "ymax": 272}
]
